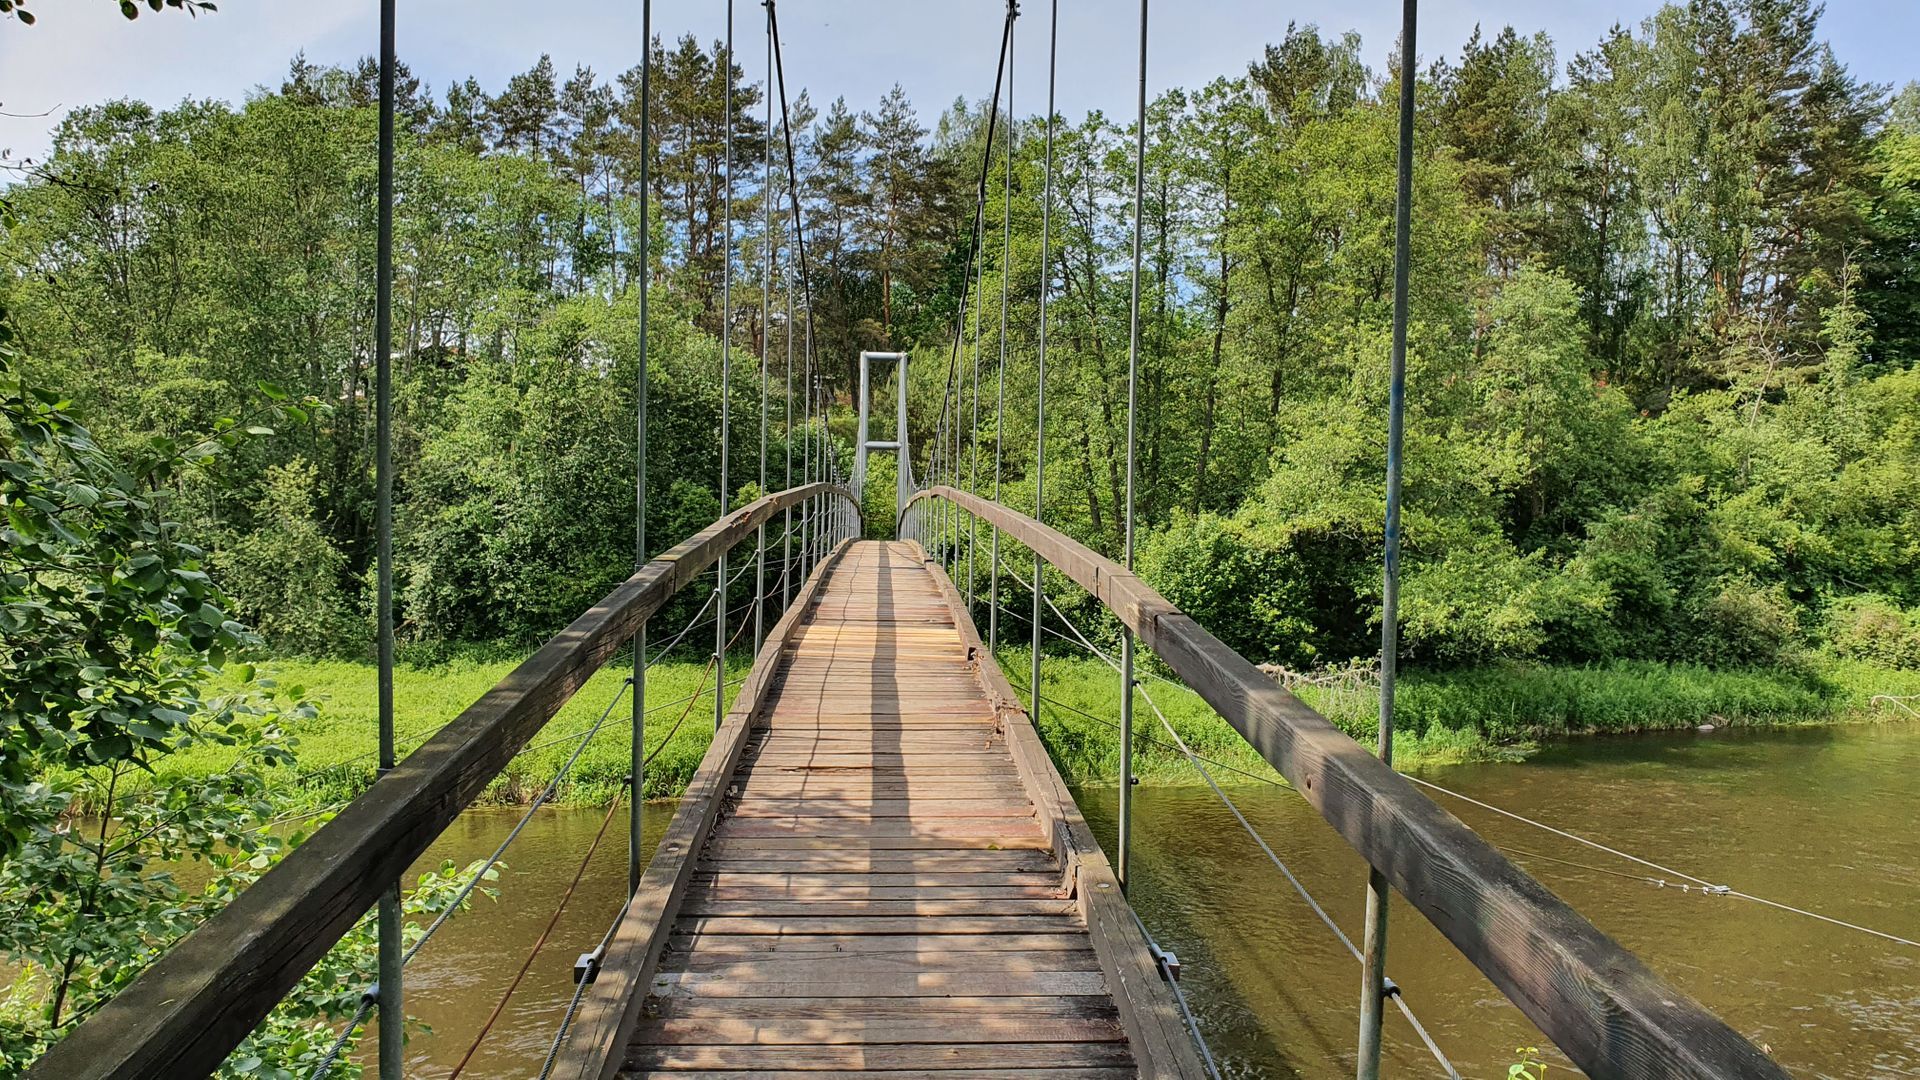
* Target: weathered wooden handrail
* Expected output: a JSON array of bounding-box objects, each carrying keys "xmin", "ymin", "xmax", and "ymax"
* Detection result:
[
  {"xmin": 907, "ymin": 486, "xmax": 1787, "ymax": 1080},
  {"xmin": 31, "ymin": 483, "xmax": 859, "ymax": 1079}
]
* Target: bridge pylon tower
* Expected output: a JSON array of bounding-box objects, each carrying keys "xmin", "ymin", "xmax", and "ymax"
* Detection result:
[{"xmin": 852, "ymin": 350, "xmax": 911, "ymax": 536}]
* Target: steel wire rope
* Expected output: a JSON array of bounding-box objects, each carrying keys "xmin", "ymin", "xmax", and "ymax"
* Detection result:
[
  {"xmin": 308, "ymin": 644, "xmax": 751, "ymax": 1076},
  {"xmin": 446, "ymin": 785, "xmax": 627, "ymax": 1079},
  {"xmin": 446, "ymin": 651, "xmax": 727, "ymax": 1078},
  {"xmin": 1406, "ymin": 775, "xmax": 1920, "ymax": 949},
  {"xmin": 977, "ymin": 537, "xmax": 1459, "ymax": 1076},
  {"xmin": 997, "ymin": 563, "xmax": 1920, "ymax": 954},
  {"xmin": 1125, "ymin": 905, "xmax": 1222, "ymax": 1080},
  {"xmin": 927, "ymin": 2, "xmax": 1017, "ymax": 522}
]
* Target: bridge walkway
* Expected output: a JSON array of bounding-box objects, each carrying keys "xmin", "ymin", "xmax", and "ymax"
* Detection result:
[{"xmin": 615, "ymin": 539, "xmax": 1157, "ymax": 1077}]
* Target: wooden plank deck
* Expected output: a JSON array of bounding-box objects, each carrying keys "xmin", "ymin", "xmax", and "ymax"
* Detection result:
[
  {"xmin": 622, "ymin": 541, "xmax": 1137, "ymax": 1077},
  {"xmin": 554, "ymin": 539, "xmax": 1203, "ymax": 1079}
]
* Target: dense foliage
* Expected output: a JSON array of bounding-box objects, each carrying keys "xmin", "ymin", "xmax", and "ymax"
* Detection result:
[{"xmin": 2, "ymin": 0, "xmax": 1916, "ymax": 676}]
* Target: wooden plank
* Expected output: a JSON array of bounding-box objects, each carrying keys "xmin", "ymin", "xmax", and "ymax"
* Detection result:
[
  {"xmin": 550, "ymin": 537, "xmax": 860, "ymax": 1080},
  {"xmin": 677, "ymin": 899, "xmax": 1079, "ymax": 918},
  {"xmin": 30, "ymin": 483, "xmax": 859, "ymax": 1080},
  {"xmin": 692, "ymin": 853, "xmax": 1060, "ymax": 873},
  {"xmin": 647, "ymin": 996, "xmax": 1117, "ymax": 1019},
  {"xmin": 704, "ymin": 837, "xmax": 1048, "ymax": 853},
  {"xmin": 912, "ymin": 542, "xmax": 1209, "ymax": 1080},
  {"xmin": 675, "ymin": 916, "xmax": 1088, "ymax": 936},
  {"xmin": 626, "ymin": 1016, "xmax": 1124, "ymax": 1046},
  {"xmin": 622, "ymin": 1041, "xmax": 1136, "ymax": 1072},
  {"xmin": 662, "ymin": 934, "xmax": 1094, "ymax": 957},
  {"xmin": 650, "ymin": 970, "xmax": 1110, "ymax": 998},
  {"xmin": 692, "ymin": 872, "xmax": 1066, "ymax": 886},
  {"xmin": 907, "ymin": 489, "xmax": 1789, "ymax": 1080},
  {"xmin": 660, "ymin": 950, "xmax": 1103, "ymax": 975},
  {"xmin": 621, "ymin": 1071, "xmax": 1134, "ymax": 1080}
]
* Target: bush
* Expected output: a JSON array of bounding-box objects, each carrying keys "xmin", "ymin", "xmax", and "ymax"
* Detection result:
[
  {"xmin": 1824, "ymin": 594, "xmax": 1920, "ymax": 668},
  {"xmin": 1690, "ymin": 575, "xmax": 1804, "ymax": 668},
  {"xmin": 217, "ymin": 459, "xmax": 353, "ymax": 656}
]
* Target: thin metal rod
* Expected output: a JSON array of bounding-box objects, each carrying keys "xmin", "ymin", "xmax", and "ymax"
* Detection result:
[
  {"xmin": 989, "ymin": 13, "xmax": 1014, "ymax": 652},
  {"xmin": 756, "ymin": 1, "xmax": 771, "ymax": 650},
  {"xmin": 966, "ymin": 120, "xmax": 990, "ymax": 616},
  {"xmin": 1116, "ymin": 0, "xmax": 1148, "ymax": 893},
  {"xmin": 1359, "ymin": 2, "xmax": 1417, "ymax": 1076},
  {"xmin": 1030, "ymin": 0, "xmax": 1057, "ymax": 745},
  {"xmin": 782, "ymin": 276, "xmax": 794, "ymax": 608},
  {"xmin": 373, "ymin": 0, "xmax": 401, "ymax": 1071},
  {"xmin": 629, "ymin": 0, "xmax": 653, "ymax": 898},
  {"xmin": 716, "ymin": 0, "xmax": 734, "ymax": 733}
]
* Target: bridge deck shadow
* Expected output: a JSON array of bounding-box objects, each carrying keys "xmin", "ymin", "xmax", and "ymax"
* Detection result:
[{"xmin": 626, "ymin": 540, "xmax": 1138, "ymax": 1076}]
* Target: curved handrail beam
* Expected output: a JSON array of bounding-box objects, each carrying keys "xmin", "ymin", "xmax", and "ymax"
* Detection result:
[
  {"xmin": 906, "ymin": 486, "xmax": 1784, "ymax": 1080},
  {"xmin": 32, "ymin": 483, "xmax": 861, "ymax": 1079}
]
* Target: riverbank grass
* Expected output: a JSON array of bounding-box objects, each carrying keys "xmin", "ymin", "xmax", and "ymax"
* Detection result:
[
  {"xmin": 1005, "ymin": 651, "xmax": 1920, "ymax": 787},
  {"xmin": 76, "ymin": 652, "xmax": 1920, "ymax": 810},
  {"xmin": 77, "ymin": 655, "xmax": 736, "ymax": 813}
]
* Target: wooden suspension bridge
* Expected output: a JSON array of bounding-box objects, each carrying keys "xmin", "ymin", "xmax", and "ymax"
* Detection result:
[
  {"xmin": 19, "ymin": 0, "xmax": 1809, "ymax": 1075},
  {"xmin": 30, "ymin": 480, "xmax": 1790, "ymax": 1078}
]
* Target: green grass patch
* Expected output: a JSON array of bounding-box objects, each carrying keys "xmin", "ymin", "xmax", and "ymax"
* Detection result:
[
  {"xmin": 76, "ymin": 651, "xmax": 1920, "ymax": 812},
  {"xmin": 79, "ymin": 655, "xmax": 747, "ymax": 813},
  {"xmin": 997, "ymin": 650, "xmax": 1920, "ymax": 786}
]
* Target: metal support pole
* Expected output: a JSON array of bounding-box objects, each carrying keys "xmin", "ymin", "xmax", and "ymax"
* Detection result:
[
  {"xmin": 1116, "ymin": 0, "xmax": 1148, "ymax": 894},
  {"xmin": 629, "ymin": 0, "xmax": 653, "ymax": 898},
  {"xmin": 783, "ymin": 279, "xmax": 793, "ymax": 607},
  {"xmin": 1031, "ymin": 0, "xmax": 1058, "ymax": 745},
  {"xmin": 756, "ymin": 3, "xmax": 771, "ymax": 650},
  {"xmin": 1359, "ymin": 2, "xmax": 1417, "ymax": 1076},
  {"xmin": 989, "ymin": 14, "xmax": 1014, "ymax": 652},
  {"xmin": 966, "ymin": 216, "xmax": 984, "ymax": 614},
  {"xmin": 716, "ymin": 0, "xmax": 734, "ymax": 733},
  {"xmin": 897, "ymin": 359, "xmax": 911, "ymax": 531},
  {"xmin": 373, "ymin": 0, "xmax": 402, "ymax": 1072}
]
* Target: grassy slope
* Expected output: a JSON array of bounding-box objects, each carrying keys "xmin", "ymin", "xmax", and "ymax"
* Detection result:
[
  {"xmin": 100, "ymin": 656, "xmax": 738, "ymax": 812},
  {"xmin": 93, "ymin": 652, "xmax": 1920, "ymax": 811}
]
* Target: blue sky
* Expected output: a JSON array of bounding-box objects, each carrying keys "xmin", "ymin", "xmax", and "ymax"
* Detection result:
[{"xmin": 2, "ymin": 0, "xmax": 1916, "ymax": 165}]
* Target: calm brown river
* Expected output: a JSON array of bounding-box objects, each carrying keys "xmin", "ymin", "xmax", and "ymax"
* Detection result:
[{"xmin": 371, "ymin": 722, "xmax": 1920, "ymax": 1078}]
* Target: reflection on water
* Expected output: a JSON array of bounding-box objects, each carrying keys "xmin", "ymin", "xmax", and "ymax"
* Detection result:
[{"xmin": 381, "ymin": 722, "xmax": 1920, "ymax": 1078}]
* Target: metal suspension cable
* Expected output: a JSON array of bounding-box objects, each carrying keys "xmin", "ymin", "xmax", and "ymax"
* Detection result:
[
  {"xmin": 403, "ymin": 679, "xmax": 633, "ymax": 966},
  {"xmin": 1115, "ymin": 0, "xmax": 1149, "ymax": 892},
  {"xmin": 536, "ymin": 911, "xmax": 622, "ymax": 1080},
  {"xmin": 1407, "ymin": 775, "xmax": 1920, "ymax": 950},
  {"xmin": 1005, "ymin": 565, "xmax": 1920, "ymax": 958},
  {"xmin": 756, "ymin": 0, "xmax": 773, "ymax": 651},
  {"xmin": 630, "ymin": 0, "xmax": 653, "ymax": 900},
  {"xmin": 1030, "ymin": 0, "xmax": 1058, "ymax": 733},
  {"xmin": 715, "ymin": 0, "xmax": 735, "ymax": 734},
  {"xmin": 988, "ymin": 16, "xmax": 1015, "ymax": 650},
  {"xmin": 371, "ymin": 1, "xmax": 402, "ymax": 1072},
  {"xmin": 309, "ymin": 673, "xmax": 633, "ymax": 1079},
  {"xmin": 930, "ymin": 2, "xmax": 1017, "ymax": 502},
  {"xmin": 1132, "ymin": 679, "xmax": 1461, "ymax": 1080},
  {"xmin": 984, "ymin": 556, "xmax": 1458, "ymax": 1077},
  {"xmin": 447, "ymin": 787, "xmax": 625, "ymax": 1079},
  {"xmin": 1360, "ymin": 4, "xmax": 1421, "ymax": 1073},
  {"xmin": 765, "ymin": 0, "xmax": 827, "ymax": 585},
  {"xmin": 1125, "ymin": 904, "xmax": 1222, "ymax": 1080}
]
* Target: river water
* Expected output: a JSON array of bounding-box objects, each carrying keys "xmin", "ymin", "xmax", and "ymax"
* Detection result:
[{"xmin": 378, "ymin": 722, "xmax": 1920, "ymax": 1078}]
